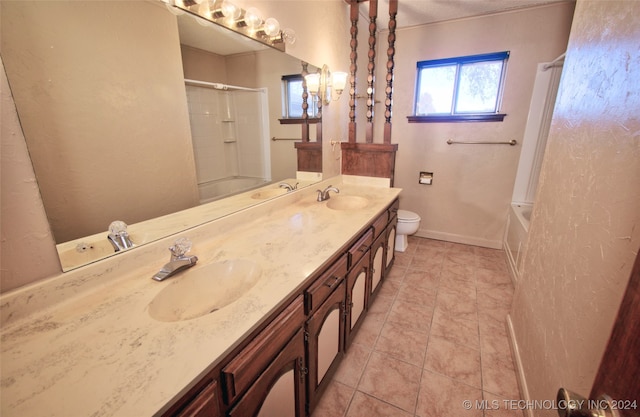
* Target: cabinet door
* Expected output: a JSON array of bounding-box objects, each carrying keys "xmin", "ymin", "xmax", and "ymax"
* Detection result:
[
  {"xmin": 222, "ymin": 297, "xmax": 304, "ymax": 404},
  {"xmin": 345, "ymin": 253, "xmax": 370, "ymax": 348},
  {"xmin": 370, "ymin": 233, "xmax": 386, "ymax": 300},
  {"xmin": 227, "ymin": 328, "xmax": 307, "ymax": 417},
  {"xmin": 175, "ymin": 380, "xmax": 221, "ymax": 417},
  {"xmin": 306, "ymin": 280, "xmax": 346, "ymax": 412},
  {"xmin": 385, "ymin": 221, "xmax": 397, "ymax": 273}
]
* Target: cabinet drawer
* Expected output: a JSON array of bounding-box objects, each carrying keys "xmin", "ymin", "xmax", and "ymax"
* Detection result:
[
  {"xmin": 305, "ymin": 254, "xmax": 348, "ymax": 315},
  {"xmin": 222, "ymin": 296, "xmax": 304, "ymax": 404},
  {"xmin": 348, "ymin": 229, "xmax": 373, "ymax": 269},
  {"xmin": 372, "ymin": 211, "xmax": 389, "ymax": 239},
  {"xmin": 175, "ymin": 380, "xmax": 221, "ymax": 417}
]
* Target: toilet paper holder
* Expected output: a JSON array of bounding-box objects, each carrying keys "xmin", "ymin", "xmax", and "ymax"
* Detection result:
[{"xmin": 419, "ymin": 172, "xmax": 433, "ymax": 185}]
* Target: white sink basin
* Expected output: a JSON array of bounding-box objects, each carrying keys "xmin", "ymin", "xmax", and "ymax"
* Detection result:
[
  {"xmin": 251, "ymin": 188, "xmax": 287, "ymax": 199},
  {"xmin": 148, "ymin": 259, "xmax": 262, "ymax": 322},
  {"xmin": 326, "ymin": 195, "xmax": 369, "ymax": 211}
]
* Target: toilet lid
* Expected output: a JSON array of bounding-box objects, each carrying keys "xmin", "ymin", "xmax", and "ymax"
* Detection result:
[{"xmin": 397, "ymin": 209, "xmax": 421, "ymax": 221}]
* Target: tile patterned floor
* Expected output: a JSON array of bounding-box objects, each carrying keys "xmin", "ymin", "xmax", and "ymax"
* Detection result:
[{"xmin": 311, "ymin": 237, "xmax": 523, "ymax": 417}]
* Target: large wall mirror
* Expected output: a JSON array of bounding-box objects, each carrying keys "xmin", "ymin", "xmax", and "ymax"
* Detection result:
[{"xmin": 1, "ymin": 0, "xmax": 320, "ymax": 271}]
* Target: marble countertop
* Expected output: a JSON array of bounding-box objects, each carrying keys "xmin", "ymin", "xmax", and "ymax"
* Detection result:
[{"xmin": 0, "ymin": 175, "xmax": 401, "ymax": 417}]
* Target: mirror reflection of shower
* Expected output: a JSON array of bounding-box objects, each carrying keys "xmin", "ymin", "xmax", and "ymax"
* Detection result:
[{"xmin": 185, "ymin": 80, "xmax": 271, "ymax": 204}]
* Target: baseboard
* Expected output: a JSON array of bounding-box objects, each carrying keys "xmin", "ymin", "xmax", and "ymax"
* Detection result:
[
  {"xmin": 415, "ymin": 229, "xmax": 503, "ymax": 249},
  {"xmin": 506, "ymin": 314, "xmax": 534, "ymax": 417}
]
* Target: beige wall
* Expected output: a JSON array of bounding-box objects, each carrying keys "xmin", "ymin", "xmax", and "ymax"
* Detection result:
[
  {"xmin": 376, "ymin": 3, "xmax": 575, "ymax": 248},
  {"xmin": 181, "ymin": 45, "xmax": 228, "ymax": 82},
  {"xmin": 510, "ymin": 0, "xmax": 640, "ymax": 413},
  {"xmin": 1, "ymin": 1, "xmax": 199, "ymax": 244},
  {"xmin": 1, "ymin": 59, "xmax": 62, "ymax": 289},
  {"xmin": 254, "ymin": 49, "xmax": 309, "ymax": 181}
]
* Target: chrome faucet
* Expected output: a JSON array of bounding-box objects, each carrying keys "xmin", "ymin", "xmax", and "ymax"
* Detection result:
[
  {"xmin": 107, "ymin": 220, "xmax": 134, "ymax": 252},
  {"xmin": 317, "ymin": 185, "xmax": 339, "ymax": 202},
  {"xmin": 152, "ymin": 237, "xmax": 198, "ymax": 281},
  {"xmin": 279, "ymin": 182, "xmax": 299, "ymax": 192}
]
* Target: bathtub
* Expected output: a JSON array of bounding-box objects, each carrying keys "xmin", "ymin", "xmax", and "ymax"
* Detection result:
[
  {"xmin": 504, "ymin": 203, "xmax": 533, "ymax": 284},
  {"xmin": 199, "ymin": 176, "xmax": 270, "ymax": 204}
]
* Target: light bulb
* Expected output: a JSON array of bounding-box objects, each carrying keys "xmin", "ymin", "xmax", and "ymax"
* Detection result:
[
  {"xmin": 220, "ymin": 0, "xmax": 241, "ymax": 20},
  {"xmin": 263, "ymin": 17, "xmax": 280, "ymax": 37},
  {"xmin": 331, "ymin": 72, "xmax": 348, "ymax": 93},
  {"xmin": 305, "ymin": 73, "xmax": 321, "ymax": 94},
  {"xmin": 282, "ymin": 28, "xmax": 296, "ymax": 45},
  {"xmin": 244, "ymin": 7, "xmax": 263, "ymax": 30}
]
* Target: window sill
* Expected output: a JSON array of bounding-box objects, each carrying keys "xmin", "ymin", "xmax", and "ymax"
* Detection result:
[
  {"xmin": 278, "ymin": 117, "xmax": 321, "ymax": 125},
  {"xmin": 407, "ymin": 114, "xmax": 506, "ymax": 123}
]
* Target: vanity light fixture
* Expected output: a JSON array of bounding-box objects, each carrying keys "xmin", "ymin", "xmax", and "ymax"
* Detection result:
[
  {"xmin": 305, "ymin": 65, "xmax": 348, "ymax": 106},
  {"xmin": 168, "ymin": 0, "xmax": 295, "ymax": 51}
]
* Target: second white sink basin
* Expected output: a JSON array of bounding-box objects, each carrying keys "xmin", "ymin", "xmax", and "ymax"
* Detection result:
[
  {"xmin": 326, "ymin": 195, "xmax": 369, "ymax": 211},
  {"xmin": 148, "ymin": 259, "xmax": 262, "ymax": 322}
]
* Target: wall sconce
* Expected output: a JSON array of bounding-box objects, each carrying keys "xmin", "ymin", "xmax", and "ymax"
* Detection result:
[{"xmin": 305, "ymin": 65, "xmax": 348, "ymax": 106}]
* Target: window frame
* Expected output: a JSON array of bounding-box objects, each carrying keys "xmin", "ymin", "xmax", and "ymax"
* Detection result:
[
  {"xmin": 408, "ymin": 51, "xmax": 509, "ymax": 123},
  {"xmin": 279, "ymin": 74, "xmax": 320, "ymax": 124}
]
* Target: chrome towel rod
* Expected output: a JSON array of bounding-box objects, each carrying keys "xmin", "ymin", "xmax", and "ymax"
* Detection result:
[
  {"xmin": 447, "ymin": 139, "xmax": 517, "ymax": 146},
  {"xmin": 271, "ymin": 137, "xmax": 300, "ymax": 141}
]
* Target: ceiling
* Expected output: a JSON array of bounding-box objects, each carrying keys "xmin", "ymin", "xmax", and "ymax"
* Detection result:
[{"xmin": 365, "ymin": 0, "xmax": 570, "ymax": 29}]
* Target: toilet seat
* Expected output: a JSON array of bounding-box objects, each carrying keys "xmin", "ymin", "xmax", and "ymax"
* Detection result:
[{"xmin": 397, "ymin": 209, "xmax": 421, "ymax": 222}]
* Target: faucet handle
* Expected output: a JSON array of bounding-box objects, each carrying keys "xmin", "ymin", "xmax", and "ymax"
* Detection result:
[
  {"xmin": 108, "ymin": 220, "xmax": 129, "ymax": 237},
  {"xmin": 169, "ymin": 237, "xmax": 192, "ymax": 258}
]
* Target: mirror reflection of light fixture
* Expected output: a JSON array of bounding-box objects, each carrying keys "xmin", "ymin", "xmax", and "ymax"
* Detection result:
[{"xmin": 305, "ymin": 65, "xmax": 348, "ymax": 106}]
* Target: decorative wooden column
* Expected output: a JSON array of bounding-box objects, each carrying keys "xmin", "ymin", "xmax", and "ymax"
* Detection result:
[
  {"xmin": 341, "ymin": 0, "xmax": 398, "ymax": 186},
  {"xmin": 383, "ymin": 0, "xmax": 397, "ymax": 144},
  {"xmin": 295, "ymin": 61, "xmax": 322, "ymax": 172},
  {"xmin": 365, "ymin": 0, "xmax": 377, "ymax": 143},
  {"xmin": 348, "ymin": 0, "xmax": 359, "ymax": 143}
]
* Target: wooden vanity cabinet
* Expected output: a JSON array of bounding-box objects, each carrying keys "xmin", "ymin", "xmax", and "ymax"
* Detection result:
[
  {"xmin": 165, "ymin": 198, "xmax": 400, "ymax": 417},
  {"xmin": 304, "ymin": 255, "xmax": 348, "ymax": 414}
]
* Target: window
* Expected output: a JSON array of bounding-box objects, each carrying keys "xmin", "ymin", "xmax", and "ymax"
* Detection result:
[
  {"xmin": 281, "ymin": 74, "xmax": 319, "ymax": 119},
  {"xmin": 408, "ymin": 51, "xmax": 509, "ymax": 123}
]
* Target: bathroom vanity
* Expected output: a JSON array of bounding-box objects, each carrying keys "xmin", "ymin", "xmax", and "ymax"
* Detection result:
[{"xmin": 0, "ymin": 176, "xmax": 400, "ymax": 417}]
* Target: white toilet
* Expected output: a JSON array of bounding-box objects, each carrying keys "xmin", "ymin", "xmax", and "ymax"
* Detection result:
[{"xmin": 395, "ymin": 210, "xmax": 421, "ymax": 252}]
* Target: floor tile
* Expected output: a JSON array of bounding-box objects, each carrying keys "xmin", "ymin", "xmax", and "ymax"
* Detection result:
[
  {"xmin": 375, "ymin": 321, "xmax": 429, "ymax": 366},
  {"xmin": 416, "ymin": 370, "xmax": 483, "ymax": 417},
  {"xmin": 345, "ymin": 391, "xmax": 414, "ymax": 417},
  {"xmin": 387, "ymin": 298, "xmax": 434, "ymax": 333},
  {"xmin": 334, "ymin": 343, "xmax": 372, "ymax": 388},
  {"xmin": 358, "ymin": 352, "xmax": 422, "ymax": 413},
  {"xmin": 430, "ymin": 309, "xmax": 480, "ymax": 349},
  {"xmin": 424, "ymin": 336, "xmax": 482, "ymax": 388},
  {"xmin": 481, "ymin": 351, "xmax": 520, "ymax": 399},
  {"xmin": 311, "ymin": 381, "xmax": 354, "ymax": 417}
]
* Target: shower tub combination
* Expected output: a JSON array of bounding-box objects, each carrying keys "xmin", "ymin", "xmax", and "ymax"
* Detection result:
[
  {"xmin": 504, "ymin": 55, "xmax": 563, "ymax": 285},
  {"xmin": 198, "ymin": 176, "xmax": 270, "ymax": 204},
  {"xmin": 504, "ymin": 203, "xmax": 533, "ymax": 285}
]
